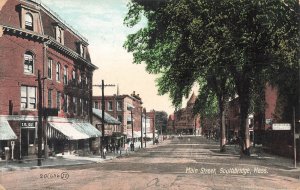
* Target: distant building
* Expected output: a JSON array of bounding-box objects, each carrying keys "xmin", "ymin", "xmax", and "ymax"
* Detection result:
[
  {"xmin": 92, "ymin": 108, "xmax": 122, "ymax": 152},
  {"xmin": 92, "ymin": 91, "xmax": 143, "ymax": 140},
  {"xmin": 167, "ymin": 93, "xmax": 201, "ymax": 135},
  {"xmin": 0, "ymin": 0, "xmax": 98, "ymax": 159}
]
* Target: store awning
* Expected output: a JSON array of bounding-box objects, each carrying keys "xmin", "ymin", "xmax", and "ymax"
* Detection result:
[
  {"xmin": 93, "ymin": 108, "xmax": 121, "ymax": 125},
  {"xmin": 48, "ymin": 122, "xmax": 89, "ymax": 140},
  {"xmin": 0, "ymin": 121, "xmax": 17, "ymax": 140},
  {"xmin": 73, "ymin": 122, "xmax": 101, "ymax": 138}
]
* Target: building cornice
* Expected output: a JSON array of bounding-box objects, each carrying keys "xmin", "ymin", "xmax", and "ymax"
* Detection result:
[
  {"xmin": 1, "ymin": 25, "xmax": 98, "ymax": 70},
  {"xmin": 2, "ymin": 24, "xmax": 48, "ymax": 42}
]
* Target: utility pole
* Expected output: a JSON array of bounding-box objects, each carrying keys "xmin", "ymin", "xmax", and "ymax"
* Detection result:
[
  {"xmin": 144, "ymin": 108, "xmax": 147, "ymax": 148},
  {"xmin": 293, "ymin": 107, "xmax": 297, "ymax": 168},
  {"xmin": 152, "ymin": 110, "xmax": 155, "ymax": 145},
  {"xmin": 93, "ymin": 80, "xmax": 115, "ymax": 158},
  {"xmin": 36, "ymin": 70, "xmax": 43, "ymax": 166},
  {"xmin": 140, "ymin": 107, "xmax": 143, "ymax": 149}
]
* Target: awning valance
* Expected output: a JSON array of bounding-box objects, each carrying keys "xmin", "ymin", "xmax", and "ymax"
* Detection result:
[{"xmin": 0, "ymin": 121, "xmax": 17, "ymax": 140}]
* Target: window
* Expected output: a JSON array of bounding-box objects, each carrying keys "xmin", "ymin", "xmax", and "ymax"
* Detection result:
[
  {"xmin": 108, "ymin": 101, "xmax": 113, "ymax": 111},
  {"xmin": 117, "ymin": 115, "xmax": 123, "ymax": 123},
  {"xmin": 24, "ymin": 51, "xmax": 34, "ymax": 74},
  {"xmin": 80, "ymin": 99, "xmax": 83, "ymax": 115},
  {"xmin": 56, "ymin": 62, "xmax": 61, "ymax": 81},
  {"xmin": 94, "ymin": 101, "xmax": 99, "ymax": 109},
  {"xmin": 47, "ymin": 58, "xmax": 52, "ymax": 79},
  {"xmin": 78, "ymin": 73, "xmax": 81, "ymax": 85},
  {"xmin": 73, "ymin": 97, "xmax": 77, "ymax": 114},
  {"xmin": 117, "ymin": 101, "xmax": 122, "ymax": 111},
  {"xmin": 57, "ymin": 91, "xmax": 61, "ymax": 111},
  {"xmin": 56, "ymin": 27, "xmax": 64, "ymax": 44},
  {"xmin": 80, "ymin": 44, "xmax": 85, "ymax": 58},
  {"xmin": 63, "ymin": 94, "xmax": 68, "ymax": 113},
  {"xmin": 21, "ymin": 86, "xmax": 36, "ymax": 109},
  {"xmin": 48, "ymin": 89, "xmax": 52, "ymax": 108},
  {"xmin": 72, "ymin": 70, "xmax": 76, "ymax": 80},
  {"xmin": 64, "ymin": 66, "xmax": 68, "ymax": 84},
  {"xmin": 25, "ymin": 13, "xmax": 33, "ymax": 30}
]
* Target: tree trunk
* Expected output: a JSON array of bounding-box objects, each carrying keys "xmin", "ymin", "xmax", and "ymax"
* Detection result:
[
  {"xmin": 239, "ymin": 94, "xmax": 251, "ymax": 157},
  {"xmin": 219, "ymin": 99, "xmax": 226, "ymax": 152}
]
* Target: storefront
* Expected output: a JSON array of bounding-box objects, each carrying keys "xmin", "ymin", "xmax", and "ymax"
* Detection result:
[{"xmin": 0, "ymin": 120, "xmax": 17, "ymax": 160}]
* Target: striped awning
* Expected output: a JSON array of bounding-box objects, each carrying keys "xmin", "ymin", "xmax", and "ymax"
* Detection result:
[
  {"xmin": 73, "ymin": 122, "xmax": 102, "ymax": 138},
  {"xmin": 48, "ymin": 122, "xmax": 89, "ymax": 140},
  {"xmin": 0, "ymin": 121, "xmax": 17, "ymax": 140}
]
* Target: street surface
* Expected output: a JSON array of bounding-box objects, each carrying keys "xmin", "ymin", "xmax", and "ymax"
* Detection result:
[{"xmin": 1, "ymin": 136, "xmax": 300, "ymax": 190}]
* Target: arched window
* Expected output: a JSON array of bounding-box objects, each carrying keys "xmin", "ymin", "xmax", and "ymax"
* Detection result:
[
  {"xmin": 24, "ymin": 51, "xmax": 34, "ymax": 74},
  {"xmin": 25, "ymin": 13, "xmax": 33, "ymax": 31},
  {"xmin": 56, "ymin": 62, "xmax": 61, "ymax": 81}
]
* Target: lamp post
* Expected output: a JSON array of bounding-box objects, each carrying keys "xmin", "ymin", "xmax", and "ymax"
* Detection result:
[{"xmin": 143, "ymin": 108, "xmax": 146, "ymax": 148}]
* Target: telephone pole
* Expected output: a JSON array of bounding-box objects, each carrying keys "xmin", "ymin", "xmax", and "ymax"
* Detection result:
[
  {"xmin": 35, "ymin": 70, "xmax": 46, "ymax": 166},
  {"xmin": 93, "ymin": 80, "xmax": 115, "ymax": 158}
]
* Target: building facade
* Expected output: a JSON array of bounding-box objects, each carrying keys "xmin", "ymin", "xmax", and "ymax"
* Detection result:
[
  {"xmin": 92, "ymin": 91, "xmax": 143, "ymax": 140},
  {"xmin": 167, "ymin": 93, "xmax": 201, "ymax": 135},
  {"xmin": 0, "ymin": 0, "xmax": 98, "ymax": 159}
]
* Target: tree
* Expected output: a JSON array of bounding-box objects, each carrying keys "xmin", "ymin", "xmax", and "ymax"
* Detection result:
[
  {"xmin": 124, "ymin": 0, "xmax": 299, "ymax": 156},
  {"xmin": 155, "ymin": 111, "xmax": 168, "ymax": 133}
]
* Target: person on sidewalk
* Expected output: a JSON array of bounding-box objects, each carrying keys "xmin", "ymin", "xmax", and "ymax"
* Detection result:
[{"xmin": 103, "ymin": 147, "xmax": 107, "ymax": 159}]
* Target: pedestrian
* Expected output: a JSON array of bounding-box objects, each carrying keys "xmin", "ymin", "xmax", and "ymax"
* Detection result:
[{"xmin": 103, "ymin": 147, "xmax": 107, "ymax": 159}]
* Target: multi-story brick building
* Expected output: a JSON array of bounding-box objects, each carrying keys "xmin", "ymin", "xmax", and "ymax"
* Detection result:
[
  {"xmin": 0, "ymin": 0, "xmax": 99, "ymax": 159},
  {"xmin": 92, "ymin": 91, "xmax": 144, "ymax": 141},
  {"xmin": 167, "ymin": 93, "xmax": 201, "ymax": 135}
]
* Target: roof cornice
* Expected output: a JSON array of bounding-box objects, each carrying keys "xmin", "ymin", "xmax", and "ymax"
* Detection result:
[{"xmin": 1, "ymin": 25, "xmax": 98, "ymax": 70}]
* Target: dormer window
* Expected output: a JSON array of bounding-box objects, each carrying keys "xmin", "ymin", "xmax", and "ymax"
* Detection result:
[
  {"xmin": 54, "ymin": 24, "xmax": 64, "ymax": 45},
  {"xmin": 25, "ymin": 13, "xmax": 33, "ymax": 31},
  {"xmin": 79, "ymin": 43, "xmax": 85, "ymax": 58}
]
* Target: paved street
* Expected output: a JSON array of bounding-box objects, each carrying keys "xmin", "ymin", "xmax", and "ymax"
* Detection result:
[{"xmin": 0, "ymin": 136, "xmax": 300, "ymax": 190}]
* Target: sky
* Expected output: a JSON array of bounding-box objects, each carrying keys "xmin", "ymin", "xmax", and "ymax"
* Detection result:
[{"xmin": 41, "ymin": 0, "xmax": 194, "ymax": 115}]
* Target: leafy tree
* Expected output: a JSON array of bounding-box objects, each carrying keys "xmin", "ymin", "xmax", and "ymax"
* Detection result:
[
  {"xmin": 155, "ymin": 111, "xmax": 168, "ymax": 133},
  {"xmin": 124, "ymin": 0, "xmax": 299, "ymax": 156}
]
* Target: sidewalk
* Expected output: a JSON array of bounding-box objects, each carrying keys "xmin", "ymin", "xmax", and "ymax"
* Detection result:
[{"xmin": 0, "ymin": 140, "xmax": 168, "ymax": 172}]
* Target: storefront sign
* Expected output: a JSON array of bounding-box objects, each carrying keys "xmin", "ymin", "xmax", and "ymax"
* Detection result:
[
  {"xmin": 272, "ymin": 123, "xmax": 291, "ymax": 130},
  {"xmin": 20, "ymin": 121, "xmax": 35, "ymax": 128}
]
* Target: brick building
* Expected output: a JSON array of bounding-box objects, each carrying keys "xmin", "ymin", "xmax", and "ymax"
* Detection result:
[
  {"xmin": 92, "ymin": 91, "xmax": 143, "ymax": 140},
  {"xmin": 167, "ymin": 93, "xmax": 201, "ymax": 135},
  {"xmin": 0, "ymin": 0, "xmax": 99, "ymax": 159}
]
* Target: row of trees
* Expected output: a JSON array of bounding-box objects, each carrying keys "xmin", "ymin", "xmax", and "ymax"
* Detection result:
[{"xmin": 124, "ymin": 0, "xmax": 299, "ymax": 156}]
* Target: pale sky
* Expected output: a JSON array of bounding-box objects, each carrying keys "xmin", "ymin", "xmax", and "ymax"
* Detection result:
[{"xmin": 42, "ymin": 0, "xmax": 194, "ymax": 115}]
